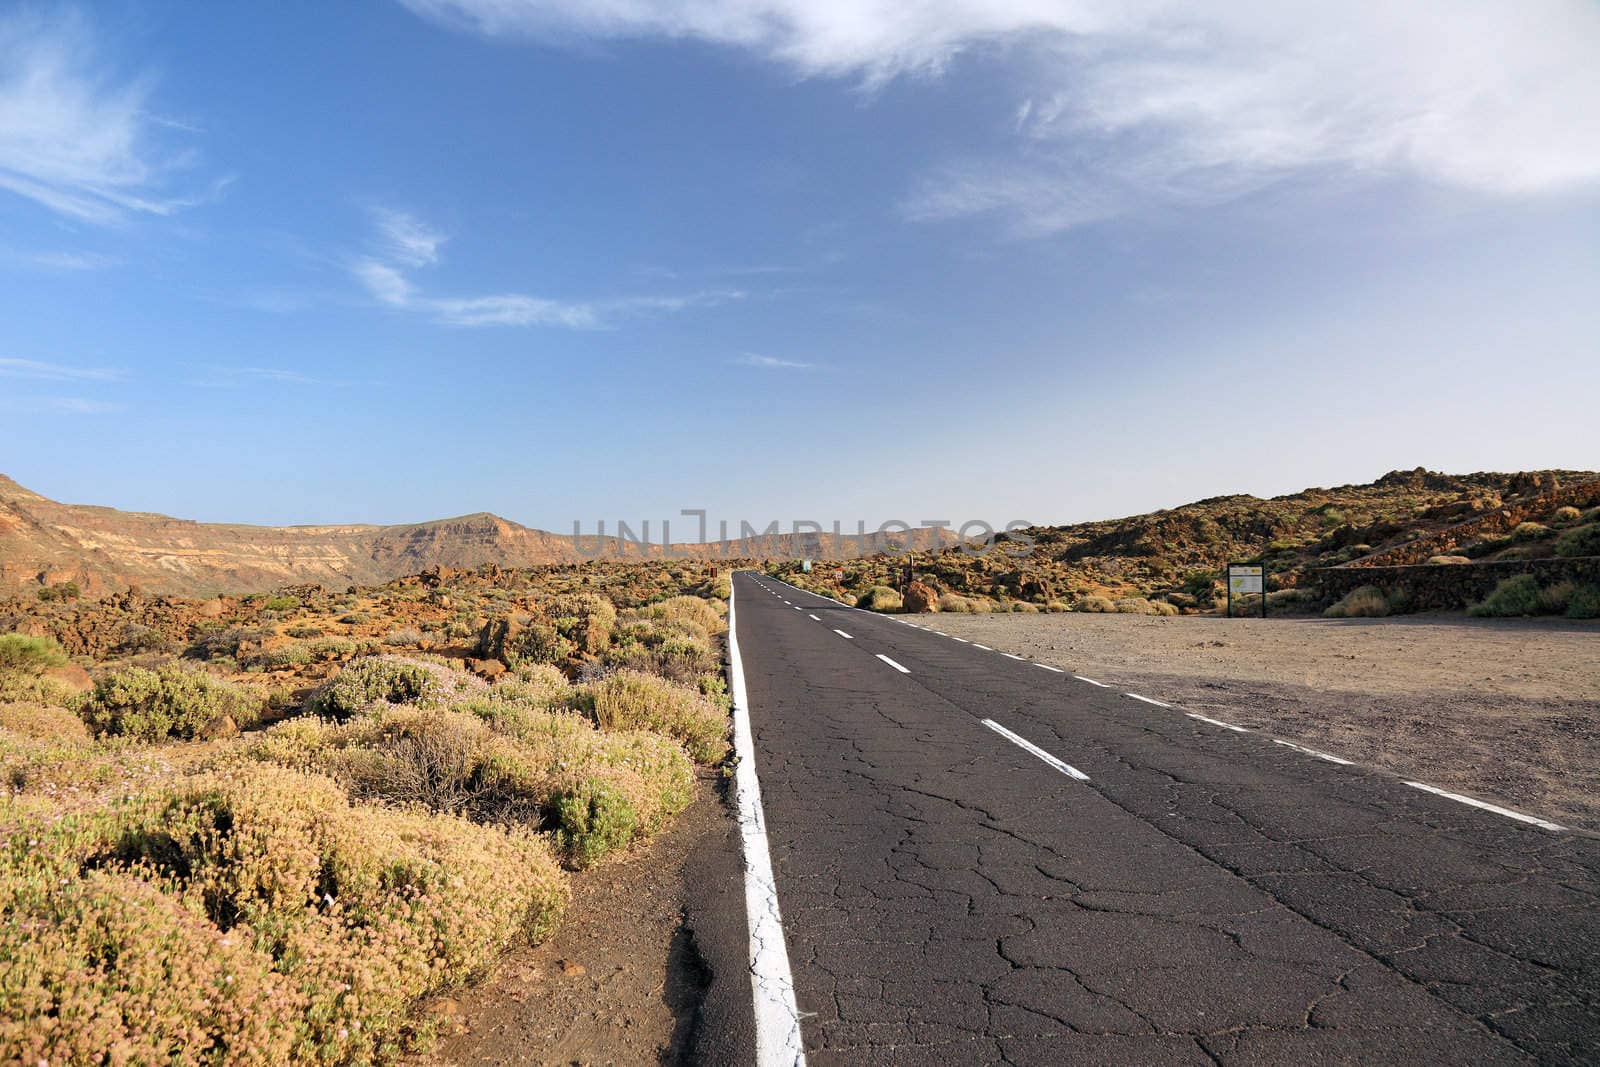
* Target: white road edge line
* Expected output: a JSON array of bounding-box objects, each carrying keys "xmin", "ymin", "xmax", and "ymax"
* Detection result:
[
  {"xmin": 876, "ymin": 653, "xmax": 911, "ymax": 673},
  {"xmin": 1186, "ymin": 711, "xmax": 1248, "ymax": 733},
  {"xmin": 981, "ymin": 719, "xmax": 1091, "ymax": 781},
  {"xmin": 951, "ymin": 637, "xmax": 969, "ymax": 643},
  {"xmin": 833, "ymin": 629, "xmax": 853, "ymax": 639},
  {"xmin": 973, "ymin": 643, "xmax": 993, "ymax": 651},
  {"xmin": 1003, "ymin": 653, "xmax": 1026, "ymax": 661},
  {"xmin": 1073, "ymin": 675, "xmax": 1110, "ymax": 687},
  {"xmin": 1272, "ymin": 738, "xmax": 1354, "ymax": 766},
  {"xmin": 1404, "ymin": 780, "xmax": 1566, "ymax": 832},
  {"xmin": 727, "ymin": 578, "xmax": 810, "ymax": 1065},
  {"xmin": 1035, "ymin": 663, "xmax": 1064, "ymax": 673},
  {"xmin": 1125, "ymin": 693, "xmax": 1172, "ymax": 708}
]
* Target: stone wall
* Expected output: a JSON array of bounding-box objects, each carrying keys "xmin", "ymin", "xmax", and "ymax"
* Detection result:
[{"xmin": 1309, "ymin": 557, "xmax": 1600, "ymax": 612}]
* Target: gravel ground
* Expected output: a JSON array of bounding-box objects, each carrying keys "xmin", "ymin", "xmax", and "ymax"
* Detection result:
[{"xmin": 920, "ymin": 611, "xmax": 1600, "ymax": 831}]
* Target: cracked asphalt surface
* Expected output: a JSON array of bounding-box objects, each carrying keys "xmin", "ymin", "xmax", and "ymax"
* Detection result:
[{"xmin": 703, "ymin": 572, "xmax": 1600, "ymax": 1065}]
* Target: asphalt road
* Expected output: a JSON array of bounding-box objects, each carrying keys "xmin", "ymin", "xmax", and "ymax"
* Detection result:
[{"xmin": 705, "ymin": 571, "xmax": 1600, "ymax": 1066}]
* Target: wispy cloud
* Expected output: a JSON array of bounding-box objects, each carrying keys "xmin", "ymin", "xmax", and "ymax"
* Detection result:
[
  {"xmin": 734, "ymin": 353, "xmax": 815, "ymax": 370},
  {"xmin": 351, "ymin": 207, "xmax": 743, "ymax": 328},
  {"xmin": 0, "ymin": 356, "xmax": 123, "ymax": 382},
  {"xmin": 45, "ymin": 396, "xmax": 121, "ymax": 414},
  {"xmin": 26, "ymin": 250, "xmax": 122, "ymax": 271},
  {"xmin": 188, "ymin": 366, "xmax": 343, "ymax": 388},
  {"xmin": 404, "ymin": 1, "xmax": 1600, "ymax": 234},
  {"xmin": 0, "ymin": 8, "xmax": 217, "ymax": 224}
]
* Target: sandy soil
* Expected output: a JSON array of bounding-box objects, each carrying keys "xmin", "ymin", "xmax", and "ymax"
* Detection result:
[
  {"xmin": 407, "ymin": 774, "xmax": 729, "ymax": 1067},
  {"xmin": 924, "ymin": 612, "xmax": 1600, "ymax": 831}
]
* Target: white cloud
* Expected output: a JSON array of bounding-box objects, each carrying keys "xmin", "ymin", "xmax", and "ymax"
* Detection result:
[
  {"xmin": 0, "ymin": 8, "xmax": 210, "ymax": 223},
  {"xmin": 0, "ymin": 356, "xmax": 123, "ymax": 382},
  {"xmin": 352, "ymin": 208, "xmax": 742, "ymax": 328},
  {"xmin": 46, "ymin": 396, "xmax": 121, "ymax": 414},
  {"xmin": 402, "ymin": 1, "xmax": 1600, "ymax": 231},
  {"xmin": 735, "ymin": 353, "xmax": 815, "ymax": 369},
  {"xmin": 27, "ymin": 250, "xmax": 122, "ymax": 270}
]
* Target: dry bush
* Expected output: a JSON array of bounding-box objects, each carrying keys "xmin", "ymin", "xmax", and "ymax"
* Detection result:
[
  {"xmin": 1010, "ymin": 601, "xmax": 1039, "ymax": 613},
  {"xmin": 708, "ymin": 573, "xmax": 732, "ymax": 599},
  {"xmin": 580, "ymin": 669, "xmax": 730, "ymax": 765},
  {"xmin": 857, "ymin": 586, "xmax": 903, "ymax": 612},
  {"xmin": 1425, "ymin": 555, "xmax": 1472, "ymax": 565},
  {"xmin": 1074, "ymin": 596, "xmax": 1114, "ymax": 613},
  {"xmin": 1113, "ymin": 597, "xmax": 1153, "ymax": 614},
  {"xmin": 382, "ymin": 627, "xmax": 425, "ymax": 646},
  {"xmin": 81, "ymin": 664, "xmax": 267, "ymax": 742},
  {"xmin": 0, "ymin": 765, "xmax": 569, "ymax": 1064},
  {"xmin": 1149, "ymin": 600, "xmax": 1180, "ymax": 616},
  {"xmin": 1538, "ymin": 581, "xmax": 1576, "ymax": 614},
  {"xmin": 1550, "ymin": 505, "xmax": 1582, "ymax": 525},
  {"xmin": 937, "ymin": 592, "xmax": 974, "ymax": 613},
  {"xmin": 1045, "ymin": 600, "xmax": 1070, "ymax": 612},
  {"xmin": 546, "ymin": 593, "xmax": 620, "ymax": 655},
  {"xmin": 1325, "ymin": 585, "xmax": 1390, "ymax": 618},
  {"xmin": 1511, "ymin": 521, "xmax": 1550, "ymax": 542},
  {"xmin": 0, "ymin": 701, "xmax": 90, "ymax": 742},
  {"xmin": 308, "ymin": 655, "xmax": 486, "ymax": 720},
  {"xmin": 629, "ymin": 595, "xmax": 722, "ymax": 636}
]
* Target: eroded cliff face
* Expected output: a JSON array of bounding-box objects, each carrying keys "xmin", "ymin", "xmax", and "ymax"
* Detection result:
[{"xmin": 0, "ymin": 475, "xmax": 584, "ymax": 596}]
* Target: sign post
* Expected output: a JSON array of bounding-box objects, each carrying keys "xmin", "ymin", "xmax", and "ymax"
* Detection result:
[{"xmin": 1226, "ymin": 564, "xmax": 1265, "ymax": 618}]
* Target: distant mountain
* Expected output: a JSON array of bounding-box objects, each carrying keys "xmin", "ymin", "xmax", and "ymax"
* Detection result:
[{"xmin": 0, "ymin": 476, "xmax": 951, "ymax": 596}]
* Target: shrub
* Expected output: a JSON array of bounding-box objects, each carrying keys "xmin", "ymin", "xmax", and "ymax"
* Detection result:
[
  {"xmin": 857, "ymin": 586, "xmax": 903, "ymax": 612},
  {"xmin": 1510, "ymin": 522, "xmax": 1551, "ymax": 543},
  {"xmin": 81, "ymin": 664, "xmax": 266, "ymax": 741},
  {"xmin": 1469, "ymin": 576, "xmax": 1543, "ymax": 617},
  {"xmin": 937, "ymin": 592, "xmax": 973, "ymax": 613},
  {"xmin": 242, "ymin": 643, "xmax": 314, "ymax": 670},
  {"xmin": 1538, "ymin": 581, "xmax": 1576, "ymax": 614},
  {"xmin": 0, "ymin": 634, "xmax": 67, "ymax": 674},
  {"xmin": 1550, "ymin": 505, "xmax": 1582, "ymax": 525},
  {"xmin": 1113, "ymin": 597, "xmax": 1153, "ymax": 614},
  {"xmin": 1150, "ymin": 600, "xmax": 1180, "ymax": 616},
  {"xmin": 1567, "ymin": 584, "xmax": 1600, "ymax": 620},
  {"xmin": 285, "ymin": 625, "xmax": 324, "ymax": 639},
  {"xmin": 0, "ymin": 700, "xmax": 91, "ymax": 741},
  {"xmin": 35, "ymin": 580, "xmax": 80, "ymax": 602},
  {"xmin": 262, "ymin": 595, "xmax": 300, "ymax": 612},
  {"xmin": 1554, "ymin": 523, "xmax": 1600, "ymax": 558},
  {"xmin": 581, "ymin": 669, "xmax": 730, "ymax": 764},
  {"xmin": 1425, "ymin": 555, "xmax": 1471, "ymax": 565},
  {"xmin": 307, "ymin": 655, "xmax": 485, "ymax": 720},
  {"xmin": 1010, "ymin": 601, "xmax": 1039, "ymax": 613},
  {"xmin": 0, "ymin": 765, "xmax": 569, "ymax": 1063},
  {"xmin": 1074, "ymin": 596, "xmax": 1113, "ymax": 613},
  {"xmin": 708, "ymin": 573, "xmax": 732, "ymax": 599},
  {"xmin": 188, "ymin": 626, "xmax": 268, "ymax": 661},
  {"xmin": 1045, "ymin": 599, "xmax": 1070, "ymax": 612},
  {"xmin": 1324, "ymin": 586, "xmax": 1390, "ymax": 618}
]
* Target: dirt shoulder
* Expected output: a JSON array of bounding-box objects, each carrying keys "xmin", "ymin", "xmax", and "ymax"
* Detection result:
[
  {"xmin": 408, "ymin": 773, "xmax": 737, "ymax": 1067},
  {"xmin": 922, "ymin": 611, "xmax": 1600, "ymax": 830}
]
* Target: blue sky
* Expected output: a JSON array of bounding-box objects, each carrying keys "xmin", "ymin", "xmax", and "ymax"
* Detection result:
[{"xmin": 2, "ymin": 2, "xmax": 1597, "ymax": 533}]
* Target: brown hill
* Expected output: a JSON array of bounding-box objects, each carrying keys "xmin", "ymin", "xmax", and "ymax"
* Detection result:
[{"xmin": 0, "ymin": 476, "xmax": 951, "ymax": 596}]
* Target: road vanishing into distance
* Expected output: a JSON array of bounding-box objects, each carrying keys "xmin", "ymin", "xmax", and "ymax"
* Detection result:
[{"xmin": 697, "ymin": 571, "xmax": 1600, "ymax": 1066}]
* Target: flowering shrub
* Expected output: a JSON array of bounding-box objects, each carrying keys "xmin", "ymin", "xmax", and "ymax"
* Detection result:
[
  {"xmin": 307, "ymin": 655, "xmax": 486, "ymax": 719},
  {"xmin": 0, "ymin": 765, "xmax": 568, "ymax": 1064}
]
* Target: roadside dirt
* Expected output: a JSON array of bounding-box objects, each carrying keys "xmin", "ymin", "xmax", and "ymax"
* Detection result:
[
  {"xmin": 407, "ymin": 773, "xmax": 731, "ymax": 1067},
  {"xmin": 923, "ymin": 612, "xmax": 1600, "ymax": 830}
]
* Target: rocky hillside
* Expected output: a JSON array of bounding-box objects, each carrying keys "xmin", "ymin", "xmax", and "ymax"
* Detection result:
[
  {"xmin": 772, "ymin": 468, "xmax": 1600, "ymax": 611},
  {"xmin": 0, "ymin": 476, "xmax": 950, "ymax": 597}
]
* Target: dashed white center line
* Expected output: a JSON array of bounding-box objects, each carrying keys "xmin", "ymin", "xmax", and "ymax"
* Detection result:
[
  {"xmin": 875, "ymin": 653, "xmax": 911, "ymax": 673},
  {"xmin": 981, "ymin": 719, "xmax": 1091, "ymax": 781},
  {"xmin": 1125, "ymin": 693, "xmax": 1172, "ymax": 708},
  {"xmin": 1272, "ymin": 738, "xmax": 1353, "ymax": 765},
  {"xmin": 1034, "ymin": 663, "xmax": 1064, "ymax": 673},
  {"xmin": 833, "ymin": 629, "xmax": 853, "ymax": 639},
  {"xmin": 808, "ymin": 614, "xmax": 820, "ymax": 621},
  {"xmin": 1186, "ymin": 712, "xmax": 1248, "ymax": 733},
  {"xmin": 1074, "ymin": 675, "xmax": 1110, "ymax": 687},
  {"xmin": 1404, "ymin": 781, "xmax": 1566, "ymax": 831}
]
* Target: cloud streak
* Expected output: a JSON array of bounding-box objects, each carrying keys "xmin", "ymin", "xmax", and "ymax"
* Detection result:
[
  {"xmin": 402, "ymin": 1, "xmax": 1600, "ymax": 232},
  {"xmin": 734, "ymin": 353, "xmax": 815, "ymax": 369},
  {"xmin": 0, "ymin": 356, "xmax": 123, "ymax": 382},
  {"xmin": 0, "ymin": 8, "xmax": 213, "ymax": 223},
  {"xmin": 351, "ymin": 208, "xmax": 743, "ymax": 328}
]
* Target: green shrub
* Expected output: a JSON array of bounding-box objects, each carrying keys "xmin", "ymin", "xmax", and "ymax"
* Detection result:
[
  {"xmin": 1510, "ymin": 522, "xmax": 1551, "ymax": 543},
  {"xmin": 1324, "ymin": 585, "xmax": 1389, "ymax": 618},
  {"xmin": 35, "ymin": 580, "xmax": 80, "ymax": 602},
  {"xmin": 261, "ymin": 595, "xmax": 300, "ymax": 612},
  {"xmin": 1566, "ymin": 584, "xmax": 1600, "ymax": 620},
  {"xmin": 1468, "ymin": 575, "xmax": 1543, "ymax": 617},
  {"xmin": 285, "ymin": 625, "xmax": 324, "ymax": 639},
  {"xmin": 1550, "ymin": 505, "xmax": 1582, "ymax": 525},
  {"xmin": 81, "ymin": 664, "xmax": 267, "ymax": 741},
  {"xmin": 857, "ymin": 586, "xmax": 903, "ymax": 612},
  {"xmin": 0, "ymin": 634, "xmax": 67, "ymax": 674},
  {"xmin": 1554, "ymin": 523, "xmax": 1600, "ymax": 558},
  {"xmin": 581, "ymin": 669, "xmax": 729, "ymax": 764}
]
